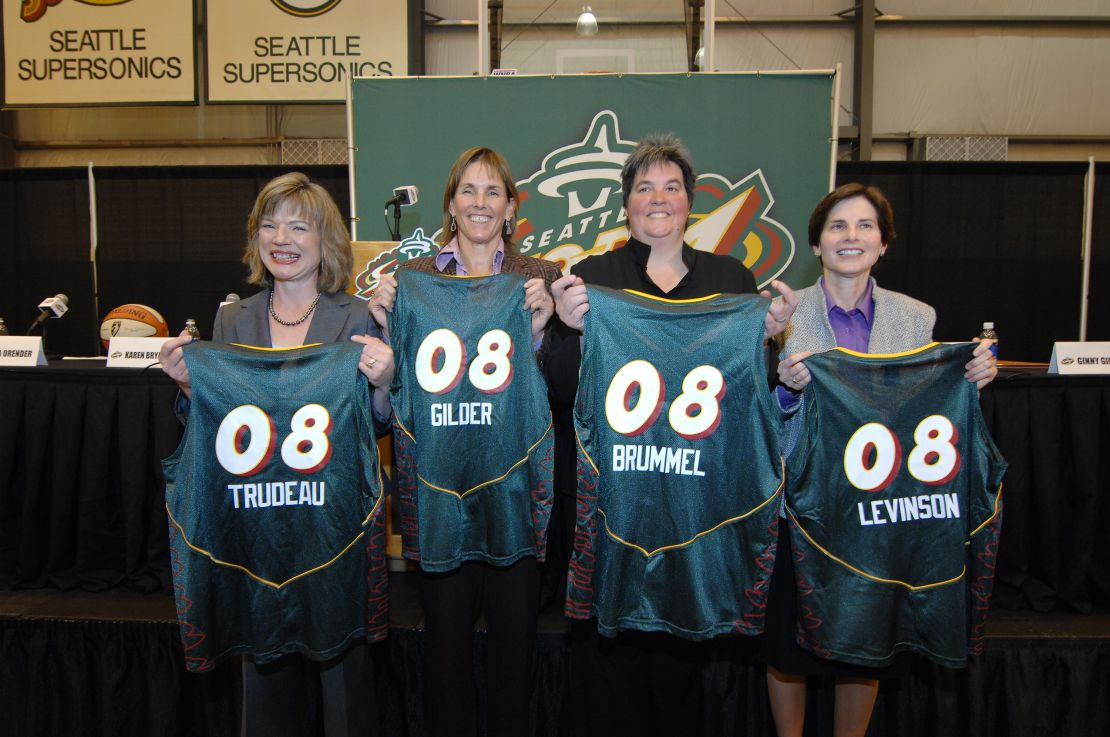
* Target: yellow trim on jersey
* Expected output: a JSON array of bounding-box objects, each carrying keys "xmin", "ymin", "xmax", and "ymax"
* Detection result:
[
  {"xmin": 165, "ymin": 505, "xmax": 375, "ymax": 590},
  {"xmin": 970, "ymin": 483, "xmax": 1003, "ymax": 537},
  {"xmin": 786, "ymin": 507, "xmax": 966, "ymax": 591},
  {"xmin": 228, "ymin": 342, "xmax": 325, "ymax": 351},
  {"xmin": 575, "ymin": 427, "xmax": 600, "ymax": 477},
  {"xmin": 830, "ymin": 342, "xmax": 941, "ymax": 360},
  {"xmin": 621, "ymin": 289, "xmax": 722, "ymax": 304},
  {"xmin": 420, "ymin": 271, "xmax": 506, "ymax": 280},
  {"xmin": 599, "ymin": 457, "xmax": 786, "ymax": 558},
  {"xmin": 395, "ymin": 416, "xmax": 554, "ymax": 499}
]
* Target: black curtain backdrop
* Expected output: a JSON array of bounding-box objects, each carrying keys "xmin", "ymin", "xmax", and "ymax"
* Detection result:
[
  {"xmin": 0, "ymin": 165, "xmax": 347, "ymax": 357},
  {"xmin": 0, "ymin": 162, "xmax": 1104, "ymax": 361},
  {"xmin": 1089, "ymin": 163, "xmax": 1110, "ymax": 344},
  {"xmin": 837, "ymin": 162, "xmax": 1092, "ymax": 362},
  {"xmin": 0, "ymin": 168, "xmax": 91, "ymax": 356}
]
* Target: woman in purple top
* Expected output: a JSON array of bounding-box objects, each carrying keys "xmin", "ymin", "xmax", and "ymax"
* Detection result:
[{"xmin": 765, "ymin": 183, "xmax": 997, "ymax": 737}]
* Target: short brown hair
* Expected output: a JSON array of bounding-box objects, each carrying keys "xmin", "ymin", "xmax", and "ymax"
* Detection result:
[
  {"xmin": 808, "ymin": 183, "xmax": 896, "ymax": 248},
  {"xmin": 438, "ymin": 147, "xmax": 520, "ymax": 252},
  {"xmin": 244, "ymin": 172, "xmax": 353, "ymax": 294},
  {"xmin": 620, "ymin": 133, "xmax": 697, "ymax": 209}
]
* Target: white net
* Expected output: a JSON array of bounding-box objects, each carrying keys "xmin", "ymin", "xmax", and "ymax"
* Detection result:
[
  {"xmin": 924, "ymin": 136, "xmax": 1008, "ymax": 162},
  {"xmin": 280, "ymin": 139, "xmax": 349, "ymax": 166}
]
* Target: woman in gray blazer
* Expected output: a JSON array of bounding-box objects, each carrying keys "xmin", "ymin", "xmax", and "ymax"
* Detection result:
[
  {"xmin": 159, "ymin": 172, "xmax": 391, "ymax": 737},
  {"xmin": 160, "ymin": 172, "xmax": 393, "ymax": 421},
  {"xmin": 765, "ymin": 183, "xmax": 996, "ymax": 737}
]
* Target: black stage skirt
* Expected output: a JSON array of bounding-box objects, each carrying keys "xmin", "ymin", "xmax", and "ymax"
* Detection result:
[{"xmin": 762, "ymin": 517, "xmax": 906, "ymax": 679}]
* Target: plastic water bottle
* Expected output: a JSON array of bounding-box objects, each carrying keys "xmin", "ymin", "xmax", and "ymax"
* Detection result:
[
  {"xmin": 0, "ymin": 317, "xmax": 9, "ymax": 336},
  {"xmin": 979, "ymin": 322, "xmax": 998, "ymax": 358},
  {"xmin": 184, "ymin": 318, "xmax": 201, "ymax": 341}
]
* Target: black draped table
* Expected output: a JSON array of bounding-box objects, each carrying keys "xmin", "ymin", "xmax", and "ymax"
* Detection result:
[
  {"xmin": 0, "ymin": 360, "xmax": 182, "ymax": 593},
  {"xmin": 980, "ymin": 368, "xmax": 1110, "ymax": 613},
  {"xmin": 1, "ymin": 362, "xmax": 1108, "ymax": 612}
]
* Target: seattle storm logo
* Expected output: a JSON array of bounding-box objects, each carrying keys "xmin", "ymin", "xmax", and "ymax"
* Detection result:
[
  {"xmin": 354, "ymin": 111, "xmax": 795, "ymax": 294},
  {"xmin": 353, "ymin": 228, "xmax": 437, "ymax": 300}
]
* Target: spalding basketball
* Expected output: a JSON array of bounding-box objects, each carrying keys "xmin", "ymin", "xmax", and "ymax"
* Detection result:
[{"xmin": 100, "ymin": 304, "xmax": 169, "ymax": 348}]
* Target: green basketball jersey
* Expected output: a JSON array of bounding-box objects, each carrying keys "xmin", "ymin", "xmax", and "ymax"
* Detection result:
[
  {"xmin": 568, "ymin": 285, "xmax": 783, "ymax": 639},
  {"xmin": 389, "ymin": 269, "xmax": 554, "ymax": 572},
  {"xmin": 163, "ymin": 341, "xmax": 386, "ymax": 672},
  {"xmin": 786, "ymin": 342, "xmax": 1006, "ymax": 668}
]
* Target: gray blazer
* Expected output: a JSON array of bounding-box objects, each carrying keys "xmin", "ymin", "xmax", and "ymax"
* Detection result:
[
  {"xmin": 779, "ymin": 277, "xmax": 935, "ymax": 357},
  {"xmin": 775, "ymin": 278, "xmax": 936, "ymax": 459},
  {"xmin": 214, "ymin": 289, "xmax": 380, "ymax": 346},
  {"xmin": 177, "ymin": 290, "xmax": 386, "ymax": 431}
]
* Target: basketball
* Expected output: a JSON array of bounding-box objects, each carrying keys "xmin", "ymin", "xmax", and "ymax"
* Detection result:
[{"xmin": 100, "ymin": 304, "xmax": 169, "ymax": 348}]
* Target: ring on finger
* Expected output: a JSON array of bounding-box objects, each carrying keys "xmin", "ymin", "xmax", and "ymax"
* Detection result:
[{"xmin": 368, "ymin": 357, "xmax": 377, "ymax": 368}]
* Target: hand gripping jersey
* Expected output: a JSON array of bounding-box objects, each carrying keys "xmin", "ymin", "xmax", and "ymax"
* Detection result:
[
  {"xmin": 785, "ymin": 342, "xmax": 1005, "ymax": 668},
  {"xmin": 163, "ymin": 342, "xmax": 386, "ymax": 673},
  {"xmin": 388, "ymin": 269, "xmax": 554, "ymax": 572},
  {"xmin": 567, "ymin": 286, "xmax": 783, "ymax": 639}
]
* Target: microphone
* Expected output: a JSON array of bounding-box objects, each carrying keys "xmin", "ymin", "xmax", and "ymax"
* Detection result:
[
  {"xmin": 384, "ymin": 185, "xmax": 419, "ymax": 209},
  {"xmin": 27, "ymin": 293, "xmax": 68, "ymax": 334},
  {"xmin": 220, "ymin": 292, "xmax": 241, "ymax": 308}
]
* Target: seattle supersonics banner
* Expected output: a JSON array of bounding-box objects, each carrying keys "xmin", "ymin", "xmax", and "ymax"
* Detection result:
[
  {"xmin": 3, "ymin": 0, "xmax": 196, "ymax": 105},
  {"xmin": 349, "ymin": 72, "xmax": 835, "ymax": 293},
  {"xmin": 207, "ymin": 0, "xmax": 407, "ymax": 103}
]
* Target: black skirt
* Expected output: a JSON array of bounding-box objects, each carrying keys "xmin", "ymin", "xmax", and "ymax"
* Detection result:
[{"xmin": 762, "ymin": 517, "xmax": 905, "ymax": 679}]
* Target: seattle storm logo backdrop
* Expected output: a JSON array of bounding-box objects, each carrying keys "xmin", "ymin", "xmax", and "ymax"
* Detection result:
[{"xmin": 354, "ymin": 111, "xmax": 796, "ymax": 296}]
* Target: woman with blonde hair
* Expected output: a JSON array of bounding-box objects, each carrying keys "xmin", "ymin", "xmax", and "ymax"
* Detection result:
[{"xmin": 159, "ymin": 171, "xmax": 392, "ymax": 737}]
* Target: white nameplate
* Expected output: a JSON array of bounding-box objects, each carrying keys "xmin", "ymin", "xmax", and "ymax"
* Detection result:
[
  {"xmin": 1048, "ymin": 342, "xmax": 1110, "ymax": 374},
  {"xmin": 0, "ymin": 336, "xmax": 47, "ymax": 366},
  {"xmin": 107, "ymin": 337, "xmax": 174, "ymax": 368}
]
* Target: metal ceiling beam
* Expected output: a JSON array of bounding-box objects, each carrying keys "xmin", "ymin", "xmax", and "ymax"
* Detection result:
[
  {"xmin": 685, "ymin": 0, "xmax": 703, "ymax": 72},
  {"xmin": 488, "ymin": 0, "xmax": 503, "ymax": 71},
  {"xmin": 425, "ymin": 14, "xmax": 1110, "ymax": 28},
  {"xmin": 851, "ymin": 0, "xmax": 876, "ymax": 160}
]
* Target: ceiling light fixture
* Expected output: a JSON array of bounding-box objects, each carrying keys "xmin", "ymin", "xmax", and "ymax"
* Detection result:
[{"xmin": 576, "ymin": 5, "xmax": 598, "ymax": 36}]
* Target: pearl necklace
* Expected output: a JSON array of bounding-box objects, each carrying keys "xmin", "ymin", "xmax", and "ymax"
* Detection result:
[{"xmin": 268, "ymin": 289, "xmax": 321, "ymax": 327}]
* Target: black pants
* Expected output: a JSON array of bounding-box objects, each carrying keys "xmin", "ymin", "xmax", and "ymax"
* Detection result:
[
  {"xmin": 569, "ymin": 622, "xmax": 712, "ymax": 737},
  {"xmin": 420, "ymin": 558, "xmax": 541, "ymax": 737},
  {"xmin": 241, "ymin": 642, "xmax": 381, "ymax": 737}
]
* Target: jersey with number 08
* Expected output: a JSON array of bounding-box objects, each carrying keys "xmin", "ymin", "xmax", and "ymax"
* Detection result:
[
  {"xmin": 567, "ymin": 285, "xmax": 783, "ymax": 640},
  {"xmin": 163, "ymin": 341, "xmax": 387, "ymax": 673},
  {"xmin": 388, "ymin": 269, "xmax": 554, "ymax": 573},
  {"xmin": 786, "ymin": 342, "xmax": 1006, "ymax": 668}
]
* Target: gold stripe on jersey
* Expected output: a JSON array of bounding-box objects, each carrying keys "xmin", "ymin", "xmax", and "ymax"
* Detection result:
[
  {"xmin": 622, "ymin": 289, "xmax": 723, "ymax": 304},
  {"xmin": 395, "ymin": 416, "xmax": 554, "ymax": 499},
  {"xmin": 594, "ymin": 457, "xmax": 786, "ymax": 558},
  {"xmin": 830, "ymin": 342, "xmax": 942, "ymax": 360},
  {"xmin": 970, "ymin": 483, "xmax": 1004, "ymax": 537},
  {"xmin": 787, "ymin": 506, "xmax": 968, "ymax": 591},
  {"xmin": 166, "ymin": 504, "xmax": 377, "ymax": 590}
]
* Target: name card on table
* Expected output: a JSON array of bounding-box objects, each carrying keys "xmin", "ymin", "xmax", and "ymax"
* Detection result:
[
  {"xmin": 1048, "ymin": 342, "xmax": 1110, "ymax": 374},
  {"xmin": 0, "ymin": 336, "xmax": 47, "ymax": 366},
  {"xmin": 107, "ymin": 337, "xmax": 173, "ymax": 369}
]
